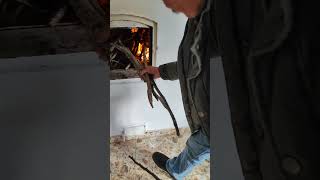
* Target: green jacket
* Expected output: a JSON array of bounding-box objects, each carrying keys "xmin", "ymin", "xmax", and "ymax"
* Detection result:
[{"xmin": 158, "ymin": 0, "xmax": 216, "ymax": 138}]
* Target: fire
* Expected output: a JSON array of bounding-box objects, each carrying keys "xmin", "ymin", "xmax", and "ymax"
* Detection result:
[
  {"xmin": 131, "ymin": 27, "xmax": 138, "ymax": 33},
  {"xmin": 135, "ymin": 43, "xmax": 150, "ymax": 64},
  {"xmin": 145, "ymin": 47, "xmax": 150, "ymax": 63},
  {"xmin": 130, "ymin": 27, "xmax": 151, "ymax": 65},
  {"xmin": 137, "ymin": 43, "xmax": 143, "ymax": 56}
]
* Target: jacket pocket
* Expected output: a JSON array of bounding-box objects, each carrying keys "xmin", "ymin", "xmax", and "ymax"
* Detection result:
[{"xmin": 189, "ymin": 70, "xmax": 210, "ymax": 136}]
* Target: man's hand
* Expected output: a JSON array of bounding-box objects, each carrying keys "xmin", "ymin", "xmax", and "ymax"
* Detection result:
[{"xmin": 139, "ymin": 66, "xmax": 161, "ymax": 81}]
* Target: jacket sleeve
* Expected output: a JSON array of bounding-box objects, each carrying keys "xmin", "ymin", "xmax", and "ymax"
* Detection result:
[{"xmin": 158, "ymin": 61, "xmax": 178, "ymax": 80}]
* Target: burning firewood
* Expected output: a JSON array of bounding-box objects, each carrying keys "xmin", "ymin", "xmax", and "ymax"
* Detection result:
[{"xmin": 111, "ymin": 40, "xmax": 180, "ymax": 136}]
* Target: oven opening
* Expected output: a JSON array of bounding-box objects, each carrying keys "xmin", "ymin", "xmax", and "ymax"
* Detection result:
[{"xmin": 110, "ymin": 26, "xmax": 153, "ymax": 80}]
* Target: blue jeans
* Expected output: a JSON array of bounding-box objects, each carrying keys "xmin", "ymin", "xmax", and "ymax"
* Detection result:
[{"xmin": 166, "ymin": 128, "xmax": 210, "ymax": 179}]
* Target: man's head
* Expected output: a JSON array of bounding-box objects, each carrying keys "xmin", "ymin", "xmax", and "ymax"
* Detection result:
[{"xmin": 162, "ymin": 0, "xmax": 205, "ymax": 18}]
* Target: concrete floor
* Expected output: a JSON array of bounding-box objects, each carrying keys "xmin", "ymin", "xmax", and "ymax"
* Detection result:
[{"xmin": 110, "ymin": 128, "xmax": 210, "ymax": 180}]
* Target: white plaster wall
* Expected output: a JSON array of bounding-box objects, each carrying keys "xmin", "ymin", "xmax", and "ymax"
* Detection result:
[{"xmin": 110, "ymin": 0, "xmax": 188, "ymax": 136}]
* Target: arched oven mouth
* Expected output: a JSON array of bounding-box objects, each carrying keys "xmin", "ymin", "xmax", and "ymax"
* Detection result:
[{"xmin": 110, "ymin": 14, "xmax": 157, "ymax": 80}]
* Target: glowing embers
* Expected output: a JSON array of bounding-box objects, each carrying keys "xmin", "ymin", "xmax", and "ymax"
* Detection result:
[
  {"xmin": 129, "ymin": 27, "xmax": 151, "ymax": 66},
  {"xmin": 131, "ymin": 27, "xmax": 138, "ymax": 33},
  {"xmin": 131, "ymin": 28, "xmax": 150, "ymax": 65},
  {"xmin": 110, "ymin": 27, "xmax": 152, "ymax": 70}
]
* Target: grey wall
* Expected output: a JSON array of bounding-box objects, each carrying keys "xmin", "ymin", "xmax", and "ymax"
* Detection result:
[
  {"xmin": 211, "ymin": 57, "xmax": 244, "ymax": 180},
  {"xmin": 0, "ymin": 52, "xmax": 109, "ymax": 180}
]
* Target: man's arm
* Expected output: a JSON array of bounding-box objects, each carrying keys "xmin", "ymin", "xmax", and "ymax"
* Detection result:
[
  {"xmin": 140, "ymin": 61, "xmax": 179, "ymax": 81},
  {"xmin": 158, "ymin": 61, "xmax": 178, "ymax": 80}
]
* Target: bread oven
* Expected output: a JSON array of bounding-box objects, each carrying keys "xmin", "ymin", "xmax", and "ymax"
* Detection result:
[{"xmin": 110, "ymin": 14, "xmax": 157, "ymax": 80}]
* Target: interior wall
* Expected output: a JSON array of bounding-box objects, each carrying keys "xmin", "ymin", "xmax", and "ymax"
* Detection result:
[
  {"xmin": 0, "ymin": 53, "xmax": 109, "ymax": 180},
  {"xmin": 110, "ymin": 0, "xmax": 188, "ymax": 136}
]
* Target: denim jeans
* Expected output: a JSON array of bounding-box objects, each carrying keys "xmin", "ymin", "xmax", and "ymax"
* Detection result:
[{"xmin": 166, "ymin": 128, "xmax": 210, "ymax": 179}]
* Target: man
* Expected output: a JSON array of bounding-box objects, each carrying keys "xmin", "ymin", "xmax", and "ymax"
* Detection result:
[
  {"xmin": 141, "ymin": 0, "xmax": 320, "ymax": 180},
  {"xmin": 139, "ymin": 0, "xmax": 216, "ymax": 179}
]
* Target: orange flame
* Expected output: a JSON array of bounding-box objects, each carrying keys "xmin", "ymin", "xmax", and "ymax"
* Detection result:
[
  {"xmin": 131, "ymin": 27, "xmax": 138, "ymax": 33},
  {"xmin": 137, "ymin": 43, "xmax": 143, "ymax": 56},
  {"xmin": 129, "ymin": 27, "xmax": 151, "ymax": 65},
  {"xmin": 145, "ymin": 47, "xmax": 150, "ymax": 63}
]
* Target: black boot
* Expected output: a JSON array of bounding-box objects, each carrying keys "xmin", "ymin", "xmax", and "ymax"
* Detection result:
[{"xmin": 152, "ymin": 152, "xmax": 176, "ymax": 180}]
